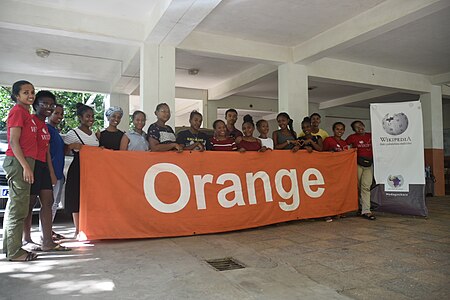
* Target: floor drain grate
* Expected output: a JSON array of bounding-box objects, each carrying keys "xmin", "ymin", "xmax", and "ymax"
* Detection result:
[{"xmin": 206, "ymin": 257, "xmax": 246, "ymax": 271}]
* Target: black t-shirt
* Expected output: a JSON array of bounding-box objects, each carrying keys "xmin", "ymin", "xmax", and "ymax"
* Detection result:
[
  {"xmin": 176, "ymin": 129, "xmax": 211, "ymax": 150},
  {"xmin": 99, "ymin": 130, "xmax": 124, "ymax": 150}
]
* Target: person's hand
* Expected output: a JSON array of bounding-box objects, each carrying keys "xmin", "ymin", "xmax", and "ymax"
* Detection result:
[
  {"xmin": 23, "ymin": 165, "xmax": 34, "ymax": 184},
  {"xmin": 195, "ymin": 142, "xmax": 205, "ymax": 152},
  {"xmin": 291, "ymin": 140, "xmax": 300, "ymax": 147},
  {"xmin": 306, "ymin": 146, "xmax": 313, "ymax": 153},
  {"xmin": 174, "ymin": 143, "xmax": 184, "ymax": 152},
  {"xmin": 292, "ymin": 145, "xmax": 300, "ymax": 153},
  {"xmin": 50, "ymin": 172, "xmax": 57, "ymax": 186},
  {"xmin": 70, "ymin": 143, "xmax": 82, "ymax": 151},
  {"xmin": 238, "ymin": 148, "xmax": 246, "ymax": 153},
  {"xmin": 259, "ymin": 146, "xmax": 267, "ymax": 152}
]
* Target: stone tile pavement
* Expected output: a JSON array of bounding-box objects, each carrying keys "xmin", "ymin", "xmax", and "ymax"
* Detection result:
[{"xmin": 0, "ymin": 196, "xmax": 449, "ymax": 299}]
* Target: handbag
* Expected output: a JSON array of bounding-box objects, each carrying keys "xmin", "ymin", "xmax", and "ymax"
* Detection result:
[{"xmin": 357, "ymin": 156, "xmax": 373, "ymax": 167}]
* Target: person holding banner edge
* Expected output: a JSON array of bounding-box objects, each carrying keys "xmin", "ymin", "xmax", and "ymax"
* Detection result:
[{"xmin": 346, "ymin": 120, "xmax": 376, "ymax": 220}]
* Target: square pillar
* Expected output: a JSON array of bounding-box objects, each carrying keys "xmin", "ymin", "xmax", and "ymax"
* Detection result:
[
  {"xmin": 140, "ymin": 43, "xmax": 176, "ymax": 128},
  {"xmin": 421, "ymin": 85, "xmax": 445, "ymax": 196},
  {"xmin": 278, "ymin": 63, "xmax": 309, "ymax": 132}
]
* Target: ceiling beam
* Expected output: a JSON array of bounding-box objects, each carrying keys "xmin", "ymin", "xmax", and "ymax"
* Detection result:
[
  {"xmin": 146, "ymin": 0, "xmax": 223, "ymax": 46},
  {"xmin": 208, "ymin": 64, "xmax": 277, "ymax": 100},
  {"xmin": 319, "ymin": 90, "xmax": 396, "ymax": 110},
  {"xmin": 178, "ymin": 31, "xmax": 292, "ymax": 64},
  {"xmin": 308, "ymin": 58, "xmax": 432, "ymax": 94},
  {"xmin": 429, "ymin": 72, "xmax": 450, "ymax": 85},
  {"xmin": 293, "ymin": 0, "xmax": 450, "ymax": 64},
  {"xmin": 442, "ymin": 85, "xmax": 450, "ymax": 97}
]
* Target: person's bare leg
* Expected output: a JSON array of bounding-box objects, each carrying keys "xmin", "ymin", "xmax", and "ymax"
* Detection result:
[
  {"xmin": 39, "ymin": 190, "xmax": 57, "ymax": 250},
  {"xmin": 73, "ymin": 212, "xmax": 79, "ymax": 238},
  {"xmin": 23, "ymin": 195, "xmax": 38, "ymax": 243}
]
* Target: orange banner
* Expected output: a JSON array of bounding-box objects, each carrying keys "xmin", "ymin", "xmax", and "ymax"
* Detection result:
[{"xmin": 79, "ymin": 147, "xmax": 358, "ymax": 240}]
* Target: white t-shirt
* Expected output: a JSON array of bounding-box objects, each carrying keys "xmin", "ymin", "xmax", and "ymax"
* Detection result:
[
  {"xmin": 259, "ymin": 137, "xmax": 274, "ymax": 149},
  {"xmin": 64, "ymin": 128, "xmax": 99, "ymax": 151}
]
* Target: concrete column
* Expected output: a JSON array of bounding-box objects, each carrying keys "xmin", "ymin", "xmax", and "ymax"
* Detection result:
[
  {"xmin": 421, "ymin": 85, "xmax": 444, "ymax": 196},
  {"xmin": 105, "ymin": 93, "xmax": 130, "ymax": 133},
  {"xmin": 278, "ymin": 63, "xmax": 309, "ymax": 133},
  {"xmin": 140, "ymin": 43, "xmax": 176, "ymax": 127}
]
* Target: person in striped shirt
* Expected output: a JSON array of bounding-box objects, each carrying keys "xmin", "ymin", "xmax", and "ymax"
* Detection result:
[{"xmin": 210, "ymin": 120, "xmax": 237, "ymax": 151}]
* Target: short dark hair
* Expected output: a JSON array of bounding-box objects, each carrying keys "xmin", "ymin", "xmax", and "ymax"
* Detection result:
[
  {"xmin": 225, "ymin": 108, "xmax": 237, "ymax": 117},
  {"xmin": 189, "ymin": 110, "xmax": 202, "ymax": 121},
  {"xmin": 155, "ymin": 103, "xmax": 169, "ymax": 112},
  {"xmin": 351, "ymin": 120, "xmax": 364, "ymax": 132},
  {"xmin": 256, "ymin": 119, "xmax": 267, "ymax": 129},
  {"xmin": 132, "ymin": 110, "xmax": 146, "ymax": 120},
  {"xmin": 213, "ymin": 119, "xmax": 225, "ymax": 129},
  {"xmin": 332, "ymin": 122, "xmax": 345, "ymax": 131},
  {"xmin": 33, "ymin": 90, "xmax": 56, "ymax": 111},
  {"xmin": 11, "ymin": 80, "xmax": 33, "ymax": 102}
]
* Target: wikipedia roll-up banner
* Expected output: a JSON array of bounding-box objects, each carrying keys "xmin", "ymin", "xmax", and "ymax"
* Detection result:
[{"xmin": 370, "ymin": 101, "xmax": 428, "ymax": 216}]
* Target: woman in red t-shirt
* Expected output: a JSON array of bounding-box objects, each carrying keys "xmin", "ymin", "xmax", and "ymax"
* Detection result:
[
  {"xmin": 345, "ymin": 120, "xmax": 376, "ymax": 221},
  {"xmin": 323, "ymin": 122, "xmax": 348, "ymax": 152},
  {"xmin": 3, "ymin": 80, "xmax": 39, "ymax": 261},
  {"xmin": 22, "ymin": 91, "xmax": 70, "ymax": 252}
]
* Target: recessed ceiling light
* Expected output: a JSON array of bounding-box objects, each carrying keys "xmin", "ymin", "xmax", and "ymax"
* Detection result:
[
  {"xmin": 36, "ymin": 48, "xmax": 50, "ymax": 58},
  {"xmin": 188, "ymin": 68, "xmax": 199, "ymax": 75}
]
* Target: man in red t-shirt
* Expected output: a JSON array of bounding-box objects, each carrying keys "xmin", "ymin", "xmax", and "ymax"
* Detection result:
[{"xmin": 346, "ymin": 120, "xmax": 376, "ymax": 220}]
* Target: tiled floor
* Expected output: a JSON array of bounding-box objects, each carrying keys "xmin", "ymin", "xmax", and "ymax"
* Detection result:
[{"xmin": 1, "ymin": 197, "xmax": 449, "ymax": 299}]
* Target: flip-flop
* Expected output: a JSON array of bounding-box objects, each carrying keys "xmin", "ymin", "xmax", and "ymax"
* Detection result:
[
  {"xmin": 43, "ymin": 244, "xmax": 71, "ymax": 252},
  {"xmin": 9, "ymin": 252, "xmax": 38, "ymax": 262},
  {"xmin": 362, "ymin": 213, "xmax": 376, "ymax": 220}
]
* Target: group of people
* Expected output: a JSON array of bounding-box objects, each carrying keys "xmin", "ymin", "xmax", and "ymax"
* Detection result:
[{"xmin": 2, "ymin": 80, "xmax": 375, "ymax": 262}]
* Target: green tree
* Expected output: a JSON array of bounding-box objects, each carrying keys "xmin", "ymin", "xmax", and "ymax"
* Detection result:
[{"xmin": 0, "ymin": 86, "xmax": 105, "ymax": 133}]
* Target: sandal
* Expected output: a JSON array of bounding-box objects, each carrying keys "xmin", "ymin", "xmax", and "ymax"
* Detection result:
[
  {"xmin": 325, "ymin": 217, "xmax": 333, "ymax": 222},
  {"xmin": 52, "ymin": 231, "xmax": 66, "ymax": 240},
  {"xmin": 362, "ymin": 213, "xmax": 376, "ymax": 220},
  {"xmin": 42, "ymin": 244, "xmax": 71, "ymax": 252},
  {"xmin": 9, "ymin": 251, "xmax": 38, "ymax": 262},
  {"xmin": 23, "ymin": 242, "xmax": 42, "ymax": 252}
]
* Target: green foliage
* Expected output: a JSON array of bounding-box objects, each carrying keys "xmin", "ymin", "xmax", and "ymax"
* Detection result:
[
  {"xmin": 0, "ymin": 86, "xmax": 13, "ymax": 131},
  {"xmin": 0, "ymin": 86, "xmax": 105, "ymax": 133}
]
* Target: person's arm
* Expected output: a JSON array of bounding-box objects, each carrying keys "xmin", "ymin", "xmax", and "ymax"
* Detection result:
[
  {"xmin": 65, "ymin": 143, "xmax": 82, "ymax": 155},
  {"xmin": 273, "ymin": 131, "xmax": 290, "ymax": 149},
  {"xmin": 9, "ymin": 127, "xmax": 34, "ymax": 184},
  {"xmin": 149, "ymin": 137, "xmax": 183, "ymax": 152},
  {"xmin": 119, "ymin": 134, "xmax": 130, "ymax": 151},
  {"xmin": 46, "ymin": 148, "xmax": 57, "ymax": 185},
  {"xmin": 311, "ymin": 137, "xmax": 323, "ymax": 152},
  {"xmin": 184, "ymin": 142, "xmax": 204, "ymax": 151},
  {"xmin": 257, "ymin": 139, "xmax": 267, "ymax": 152}
]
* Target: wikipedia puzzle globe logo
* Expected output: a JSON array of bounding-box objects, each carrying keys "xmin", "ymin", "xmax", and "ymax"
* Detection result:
[{"xmin": 382, "ymin": 112, "xmax": 409, "ymax": 135}]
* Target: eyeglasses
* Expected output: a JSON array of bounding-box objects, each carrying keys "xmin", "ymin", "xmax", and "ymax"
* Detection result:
[{"xmin": 39, "ymin": 103, "xmax": 57, "ymax": 109}]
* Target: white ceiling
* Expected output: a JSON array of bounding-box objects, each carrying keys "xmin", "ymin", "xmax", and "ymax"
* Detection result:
[
  {"xmin": 330, "ymin": 6, "xmax": 450, "ymax": 75},
  {"xmin": 0, "ymin": 0, "xmax": 449, "ymax": 110}
]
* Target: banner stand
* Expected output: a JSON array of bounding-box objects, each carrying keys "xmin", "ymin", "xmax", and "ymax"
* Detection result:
[{"xmin": 371, "ymin": 184, "xmax": 428, "ymax": 217}]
